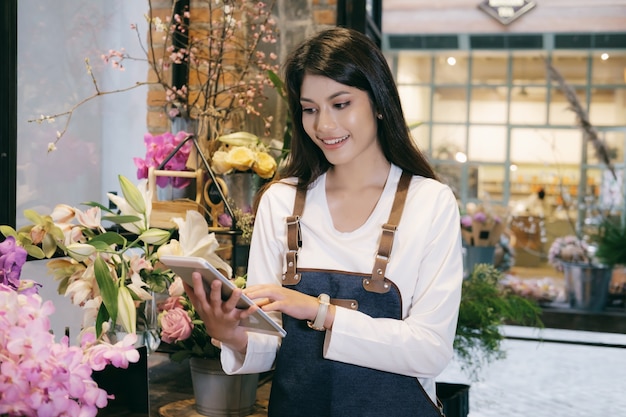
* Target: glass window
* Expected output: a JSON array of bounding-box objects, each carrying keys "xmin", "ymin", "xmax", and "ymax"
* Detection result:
[
  {"xmin": 410, "ymin": 124, "xmax": 430, "ymax": 153},
  {"xmin": 432, "ymin": 125, "xmax": 467, "ymax": 159},
  {"xmin": 468, "ymin": 126, "xmax": 507, "ymax": 162},
  {"xmin": 434, "ymin": 53, "xmax": 468, "ymax": 84},
  {"xmin": 592, "ymin": 53, "xmax": 626, "ymax": 85},
  {"xmin": 478, "ymin": 165, "xmax": 507, "ymax": 201},
  {"xmin": 589, "ymin": 88, "xmax": 626, "ymax": 126},
  {"xmin": 432, "ymin": 87, "xmax": 467, "ymax": 122},
  {"xmin": 471, "ymin": 54, "xmax": 508, "ymax": 85},
  {"xmin": 511, "ymin": 128, "xmax": 582, "ymax": 165},
  {"xmin": 587, "ymin": 129, "xmax": 625, "ymax": 166},
  {"xmin": 512, "ymin": 54, "xmax": 548, "ymax": 85},
  {"xmin": 469, "ymin": 87, "xmax": 507, "ymax": 123},
  {"xmin": 550, "ymin": 54, "xmax": 588, "ymax": 85},
  {"xmin": 397, "ymin": 54, "xmax": 431, "ymax": 84},
  {"xmin": 549, "ymin": 87, "xmax": 587, "ymax": 126},
  {"xmin": 398, "ymin": 85, "xmax": 431, "ymax": 123},
  {"xmin": 510, "ymin": 86, "xmax": 547, "ymax": 125}
]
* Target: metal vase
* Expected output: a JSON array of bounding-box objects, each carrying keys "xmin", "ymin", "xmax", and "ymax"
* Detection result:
[
  {"xmin": 189, "ymin": 357, "xmax": 259, "ymax": 417},
  {"xmin": 562, "ymin": 262, "xmax": 612, "ymax": 311}
]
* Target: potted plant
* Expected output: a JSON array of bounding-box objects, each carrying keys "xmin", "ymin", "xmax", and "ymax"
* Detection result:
[{"xmin": 439, "ymin": 263, "xmax": 543, "ymax": 417}]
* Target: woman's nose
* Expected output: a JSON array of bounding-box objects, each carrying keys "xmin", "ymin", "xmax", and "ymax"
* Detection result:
[{"xmin": 315, "ymin": 107, "xmax": 336, "ymax": 131}]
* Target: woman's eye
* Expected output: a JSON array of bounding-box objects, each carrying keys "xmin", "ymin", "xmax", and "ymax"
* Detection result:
[
  {"xmin": 301, "ymin": 107, "xmax": 317, "ymax": 114},
  {"xmin": 334, "ymin": 101, "xmax": 350, "ymax": 109}
]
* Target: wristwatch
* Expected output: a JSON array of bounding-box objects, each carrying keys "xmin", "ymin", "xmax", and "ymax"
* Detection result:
[{"xmin": 307, "ymin": 293, "xmax": 330, "ymax": 331}]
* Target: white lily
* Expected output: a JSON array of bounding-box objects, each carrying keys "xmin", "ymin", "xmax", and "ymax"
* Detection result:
[{"xmin": 158, "ymin": 210, "xmax": 232, "ymax": 278}]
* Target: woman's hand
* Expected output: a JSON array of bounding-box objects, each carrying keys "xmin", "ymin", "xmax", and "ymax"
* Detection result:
[
  {"xmin": 183, "ymin": 272, "xmax": 252, "ymax": 354},
  {"xmin": 244, "ymin": 284, "xmax": 335, "ymax": 329}
]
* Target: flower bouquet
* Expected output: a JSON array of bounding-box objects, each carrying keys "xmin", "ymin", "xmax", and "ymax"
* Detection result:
[
  {"xmin": 211, "ymin": 131, "xmax": 278, "ymax": 180},
  {"xmin": 547, "ymin": 235, "xmax": 590, "ymax": 272},
  {"xmin": 133, "ymin": 131, "xmax": 194, "ymax": 189}
]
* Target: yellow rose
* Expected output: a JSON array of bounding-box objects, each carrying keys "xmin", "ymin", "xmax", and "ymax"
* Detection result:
[
  {"xmin": 253, "ymin": 151, "xmax": 277, "ymax": 179},
  {"xmin": 211, "ymin": 150, "xmax": 232, "ymax": 174},
  {"xmin": 227, "ymin": 146, "xmax": 256, "ymax": 171}
]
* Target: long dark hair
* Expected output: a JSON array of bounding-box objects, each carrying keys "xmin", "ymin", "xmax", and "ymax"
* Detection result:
[{"xmin": 267, "ymin": 27, "xmax": 437, "ymax": 196}]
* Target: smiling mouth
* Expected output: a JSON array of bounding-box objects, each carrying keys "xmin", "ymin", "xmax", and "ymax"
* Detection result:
[{"xmin": 319, "ymin": 135, "xmax": 349, "ymax": 145}]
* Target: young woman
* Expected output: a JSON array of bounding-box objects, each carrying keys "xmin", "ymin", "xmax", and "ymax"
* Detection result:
[{"xmin": 185, "ymin": 27, "xmax": 463, "ymax": 417}]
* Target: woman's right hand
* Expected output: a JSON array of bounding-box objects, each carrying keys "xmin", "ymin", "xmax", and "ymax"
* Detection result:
[{"xmin": 183, "ymin": 272, "xmax": 253, "ymax": 354}]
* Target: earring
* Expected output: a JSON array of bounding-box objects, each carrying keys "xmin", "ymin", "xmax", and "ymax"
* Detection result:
[{"xmin": 376, "ymin": 113, "xmax": 383, "ymax": 120}]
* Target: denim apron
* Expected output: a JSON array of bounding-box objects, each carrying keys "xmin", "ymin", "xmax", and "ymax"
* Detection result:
[{"xmin": 268, "ymin": 172, "xmax": 444, "ymax": 417}]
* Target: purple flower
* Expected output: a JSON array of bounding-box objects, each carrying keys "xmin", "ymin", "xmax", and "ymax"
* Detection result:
[
  {"xmin": 473, "ymin": 212, "xmax": 487, "ymax": 223},
  {"xmin": 460, "ymin": 215, "xmax": 473, "ymax": 229},
  {"xmin": 133, "ymin": 131, "xmax": 193, "ymax": 189},
  {"xmin": 0, "ymin": 236, "xmax": 28, "ymax": 290}
]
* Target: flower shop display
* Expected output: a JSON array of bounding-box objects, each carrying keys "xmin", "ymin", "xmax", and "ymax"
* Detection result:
[
  {"xmin": 0, "ymin": 235, "xmax": 140, "ymax": 416},
  {"xmin": 0, "ymin": 175, "xmax": 232, "ymax": 344}
]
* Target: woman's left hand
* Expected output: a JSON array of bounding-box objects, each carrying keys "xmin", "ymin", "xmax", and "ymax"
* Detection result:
[{"xmin": 244, "ymin": 284, "xmax": 327, "ymax": 324}]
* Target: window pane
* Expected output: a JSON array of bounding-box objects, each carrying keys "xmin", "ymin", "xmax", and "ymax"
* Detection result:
[
  {"xmin": 472, "ymin": 55, "xmax": 508, "ymax": 85},
  {"xmin": 478, "ymin": 165, "xmax": 507, "ymax": 201},
  {"xmin": 589, "ymin": 88, "xmax": 626, "ymax": 126},
  {"xmin": 512, "ymin": 54, "xmax": 548, "ymax": 85},
  {"xmin": 397, "ymin": 54, "xmax": 431, "ymax": 84},
  {"xmin": 550, "ymin": 54, "xmax": 588, "ymax": 85},
  {"xmin": 592, "ymin": 53, "xmax": 626, "ymax": 85},
  {"xmin": 511, "ymin": 128, "xmax": 582, "ymax": 164},
  {"xmin": 510, "ymin": 86, "xmax": 547, "ymax": 125},
  {"xmin": 549, "ymin": 87, "xmax": 587, "ymax": 125},
  {"xmin": 587, "ymin": 130, "xmax": 625, "ymax": 166},
  {"xmin": 399, "ymin": 85, "xmax": 431, "ymax": 123},
  {"xmin": 433, "ymin": 87, "xmax": 467, "ymax": 122},
  {"xmin": 468, "ymin": 126, "xmax": 507, "ymax": 162},
  {"xmin": 411, "ymin": 124, "xmax": 430, "ymax": 154},
  {"xmin": 432, "ymin": 125, "xmax": 467, "ymax": 158},
  {"xmin": 434, "ymin": 54, "xmax": 468, "ymax": 84},
  {"xmin": 469, "ymin": 87, "xmax": 507, "ymax": 123}
]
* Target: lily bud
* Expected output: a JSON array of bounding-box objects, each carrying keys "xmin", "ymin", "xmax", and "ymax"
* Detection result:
[
  {"xmin": 66, "ymin": 243, "xmax": 96, "ymax": 262},
  {"xmin": 139, "ymin": 228, "xmax": 171, "ymax": 245},
  {"xmin": 119, "ymin": 175, "xmax": 146, "ymax": 214},
  {"xmin": 117, "ymin": 286, "xmax": 137, "ymax": 334}
]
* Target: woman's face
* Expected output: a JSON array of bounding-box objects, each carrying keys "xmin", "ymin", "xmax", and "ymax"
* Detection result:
[{"xmin": 299, "ymin": 74, "xmax": 381, "ymax": 168}]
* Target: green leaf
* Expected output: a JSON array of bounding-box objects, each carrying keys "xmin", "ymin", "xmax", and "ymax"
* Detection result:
[
  {"xmin": 267, "ymin": 70, "xmax": 285, "ymax": 99},
  {"xmin": 89, "ymin": 231, "xmax": 127, "ymax": 247},
  {"xmin": 82, "ymin": 201, "xmax": 116, "ymax": 214},
  {"xmin": 95, "ymin": 303, "xmax": 111, "ymax": 338},
  {"xmin": 94, "ymin": 256, "xmax": 119, "ymax": 326},
  {"xmin": 103, "ymin": 214, "xmax": 143, "ymax": 224}
]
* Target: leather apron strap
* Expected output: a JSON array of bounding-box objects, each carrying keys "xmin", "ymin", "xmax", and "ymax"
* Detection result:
[
  {"xmin": 366, "ymin": 170, "xmax": 412, "ymax": 293},
  {"xmin": 282, "ymin": 171, "xmax": 413, "ymax": 292}
]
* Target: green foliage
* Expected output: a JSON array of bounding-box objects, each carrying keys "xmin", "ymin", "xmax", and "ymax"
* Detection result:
[
  {"xmin": 454, "ymin": 263, "xmax": 543, "ymax": 380},
  {"xmin": 596, "ymin": 218, "xmax": 626, "ymax": 267}
]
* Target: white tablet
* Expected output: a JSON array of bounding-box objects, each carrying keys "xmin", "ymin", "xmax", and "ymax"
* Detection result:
[{"xmin": 159, "ymin": 255, "xmax": 286, "ymax": 338}]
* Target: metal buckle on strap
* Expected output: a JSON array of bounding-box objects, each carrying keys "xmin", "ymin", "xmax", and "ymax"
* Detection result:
[{"xmin": 286, "ymin": 215, "xmax": 301, "ymax": 225}]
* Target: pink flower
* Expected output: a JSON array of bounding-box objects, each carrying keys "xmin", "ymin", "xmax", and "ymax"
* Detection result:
[
  {"xmin": 0, "ymin": 236, "xmax": 28, "ymax": 290},
  {"xmin": 160, "ymin": 307, "xmax": 193, "ymax": 343},
  {"xmin": 134, "ymin": 131, "xmax": 193, "ymax": 188}
]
